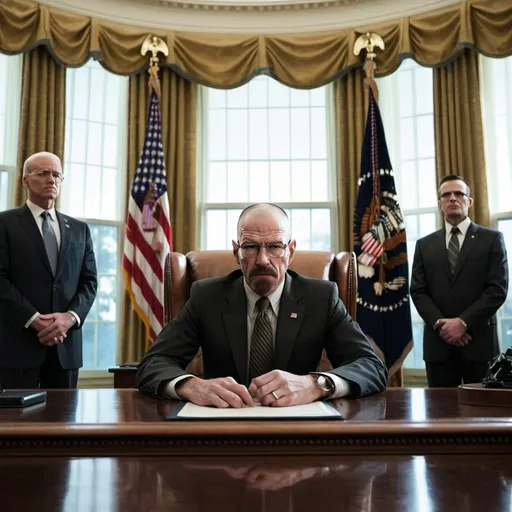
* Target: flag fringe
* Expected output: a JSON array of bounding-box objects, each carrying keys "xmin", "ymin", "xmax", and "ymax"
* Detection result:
[{"xmin": 122, "ymin": 267, "xmax": 154, "ymax": 350}]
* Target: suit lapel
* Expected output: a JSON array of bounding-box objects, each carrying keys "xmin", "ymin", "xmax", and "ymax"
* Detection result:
[
  {"xmin": 452, "ymin": 222, "xmax": 478, "ymax": 282},
  {"xmin": 55, "ymin": 211, "xmax": 71, "ymax": 279},
  {"xmin": 17, "ymin": 205, "xmax": 53, "ymax": 276},
  {"xmin": 223, "ymin": 277, "xmax": 249, "ymax": 385},
  {"xmin": 275, "ymin": 274, "xmax": 305, "ymax": 371},
  {"xmin": 434, "ymin": 229, "xmax": 452, "ymax": 281}
]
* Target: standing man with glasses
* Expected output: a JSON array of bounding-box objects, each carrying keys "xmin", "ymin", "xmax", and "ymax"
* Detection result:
[
  {"xmin": 137, "ymin": 202, "xmax": 386, "ymax": 407},
  {"xmin": 0, "ymin": 152, "xmax": 97, "ymax": 388},
  {"xmin": 411, "ymin": 175, "xmax": 508, "ymax": 387}
]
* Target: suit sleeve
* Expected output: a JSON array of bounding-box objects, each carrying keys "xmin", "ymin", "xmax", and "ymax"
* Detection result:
[
  {"xmin": 0, "ymin": 216, "xmax": 38, "ymax": 328},
  {"xmin": 410, "ymin": 239, "xmax": 443, "ymax": 330},
  {"xmin": 459, "ymin": 232, "xmax": 508, "ymax": 329},
  {"xmin": 67, "ymin": 223, "xmax": 98, "ymax": 326},
  {"xmin": 324, "ymin": 283, "xmax": 388, "ymax": 398},
  {"xmin": 137, "ymin": 282, "xmax": 203, "ymax": 398}
]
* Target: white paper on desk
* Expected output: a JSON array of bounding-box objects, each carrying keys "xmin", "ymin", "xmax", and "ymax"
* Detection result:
[{"xmin": 177, "ymin": 401, "xmax": 342, "ymax": 419}]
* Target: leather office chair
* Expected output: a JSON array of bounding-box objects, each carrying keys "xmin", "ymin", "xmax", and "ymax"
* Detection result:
[{"xmin": 163, "ymin": 250, "xmax": 358, "ymax": 376}]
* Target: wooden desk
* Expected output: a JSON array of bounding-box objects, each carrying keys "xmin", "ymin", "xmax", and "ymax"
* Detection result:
[
  {"xmin": 1, "ymin": 388, "xmax": 512, "ymax": 456},
  {"xmin": 0, "ymin": 454, "xmax": 511, "ymax": 511}
]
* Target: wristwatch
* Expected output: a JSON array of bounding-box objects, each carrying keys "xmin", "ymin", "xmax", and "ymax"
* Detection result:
[{"xmin": 315, "ymin": 375, "xmax": 335, "ymax": 397}]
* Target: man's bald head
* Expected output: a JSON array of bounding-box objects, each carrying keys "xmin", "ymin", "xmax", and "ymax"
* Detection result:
[
  {"xmin": 233, "ymin": 203, "xmax": 295, "ymax": 296},
  {"xmin": 23, "ymin": 152, "xmax": 62, "ymax": 176},
  {"xmin": 237, "ymin": 203, "xmax": 290, "ymax": 241}
]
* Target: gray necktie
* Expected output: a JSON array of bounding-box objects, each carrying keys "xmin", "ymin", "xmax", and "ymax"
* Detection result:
[
  {"xmin": 41, "ymin": 211, "xmax": 58, "ymax": 275},
  {"xmin": 448, "ymin": 226, "xmax": 460, "ymax": 273},
  {"xmin": 249, "ymin": 297, "xmax": 274, "ymax": 380}
]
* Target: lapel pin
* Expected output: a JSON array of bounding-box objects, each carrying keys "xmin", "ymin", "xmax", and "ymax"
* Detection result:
[{"xmin": 290, "ymin": 312, "xmax": 297, "ymax": 319}]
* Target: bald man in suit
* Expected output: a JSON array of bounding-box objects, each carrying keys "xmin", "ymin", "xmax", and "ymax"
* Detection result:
[
  {"xmin": 0, "ymin": 152, "xmax": 97, "ymax": 389},
  {"xmin": 138, "ymin": 203, "xmax": 387, "ymax": 407}
]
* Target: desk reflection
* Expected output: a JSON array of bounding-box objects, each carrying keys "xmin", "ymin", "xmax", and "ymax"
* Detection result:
[{"xmin": 1, "ymin": 455, "xmax": 511, "ymax": 512}]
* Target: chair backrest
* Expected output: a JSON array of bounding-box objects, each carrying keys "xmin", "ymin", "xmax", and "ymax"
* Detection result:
[{"xmin": 163, "ymin": 250, "xmax": 357, "ymax": 375}]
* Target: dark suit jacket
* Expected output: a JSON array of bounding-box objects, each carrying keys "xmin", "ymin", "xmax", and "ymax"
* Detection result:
[
  {"xmin": 0, "ymin": 205, "xmax": 97, "ymax": 369},
  {"xmin": 410, "ymin": 222, "xmax": 508, "ymax": 363},
  {"xmin": 137, "ymin": 270, "xmax": 387, "ymax": 399}
]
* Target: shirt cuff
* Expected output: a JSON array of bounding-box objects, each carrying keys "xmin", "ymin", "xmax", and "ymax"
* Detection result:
[
  {"xmin": 165, "ymin": 375, "xmax": 196, "ymax": 400},
  {"xmin": 68, "ymin": 310, "xmax": 81, "ymax": 327},
  {"xmin": 25, "ymin": 312, "xmax": 40, "ymax": 329},
  {"xmin": 317, "ymin": 372, "xmax": 351, "ymax": 399}
]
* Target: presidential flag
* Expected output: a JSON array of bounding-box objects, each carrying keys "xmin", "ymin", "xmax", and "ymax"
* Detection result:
[
  {"xmin": 353, "ymin": 87, "xmax": 412, "ymax": 376},
  {"xmin": 122, "ymin": 88, "xmax": 173, "ymax": 344}
]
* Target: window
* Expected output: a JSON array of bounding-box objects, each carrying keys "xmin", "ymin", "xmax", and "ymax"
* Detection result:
[
  {"xmin": 63, "ymin": 60, "xmax": 128, "ymax": 370},
  {"xmin": 0, "ymin": 53, "xmax": 22, "ymax": 212},
  {"xmin": 482, "ymin": 55, "xmax": 512, "ymax": 351},
  {"xmin": 200, "ymin": 76, "xmax": 336, "ymax": 251},
  {"xmin": 377, "ymin": 60, "xmax": 438, "ymax": 369}
]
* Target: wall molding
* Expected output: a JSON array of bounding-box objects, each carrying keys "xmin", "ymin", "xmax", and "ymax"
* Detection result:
[{"xmin": 39, "ymin": 0, "xmax": 462, "ymax": 33}]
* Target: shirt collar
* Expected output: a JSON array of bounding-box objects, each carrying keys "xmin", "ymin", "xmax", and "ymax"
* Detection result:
[
  {"xmin": 445, "ymin": 216, "xmax": 471, "ymax": 237},
  {"xmin": 243, "ymin": 274, "xmax": 286, "ymax": 317},
  {"xmin": 26, "ymin": 199, "xmax": 57, "ymax": 221}
]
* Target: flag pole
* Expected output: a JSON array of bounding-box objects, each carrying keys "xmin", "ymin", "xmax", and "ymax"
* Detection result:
[
  {"xmin": 352, "ymin": 33, "xmax": 414, "ymax": 382},
  {"xmin": 141, "ymin": 35, "xmax": 169, "ymax": 98},
  {"xmin": 122, "ymin": 35, "xmax": 173, "ymax": 346},
  {"xmin": 354, "ymin": 32, "xmax": 386, "ymax": 293},
  {"xmin": 353, "ymin": 32, "xmax": 385, "ymax": 104}
]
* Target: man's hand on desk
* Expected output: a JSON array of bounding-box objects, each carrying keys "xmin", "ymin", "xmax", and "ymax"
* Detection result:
[
  {"xmin": 249, "ymin": 370, "xmax": 326, "ymax": 407},
  {"xmin": 175, "ymin": 376, "xmax": 255, "ymax": 408}
]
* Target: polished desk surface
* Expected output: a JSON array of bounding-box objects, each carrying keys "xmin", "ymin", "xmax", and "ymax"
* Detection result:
[
  {"xmin": 1, "ymin": 388, "xmax": 512, "ymax": 456},
  {"xmin": 0, "ymin": 454, "xmax": 511, "ymax": 511},
  {"xmin": 1, "ymin": 389, "xmax": 512, "ymax": 511}
]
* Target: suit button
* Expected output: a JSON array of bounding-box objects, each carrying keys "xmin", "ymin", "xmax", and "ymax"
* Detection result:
[{"xmin": 53, "ymin": 285, "xmax": 58, "ymax": 290}]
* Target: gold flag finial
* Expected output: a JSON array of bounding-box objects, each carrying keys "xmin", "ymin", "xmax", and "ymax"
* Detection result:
[
  {"xmin": 353, "ymin": 32, "xmax": 385, "ymax": 100},
  {"xmin": 141, "ymin": 35, "xmax": 169, "ymax": 97}
]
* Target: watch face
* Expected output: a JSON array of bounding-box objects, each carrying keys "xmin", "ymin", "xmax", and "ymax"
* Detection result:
[{"xmin": 316, "ymin": 375, "xmax": 332, "ymax": 391}]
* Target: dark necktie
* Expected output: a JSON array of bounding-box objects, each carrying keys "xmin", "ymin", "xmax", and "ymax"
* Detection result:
[
  {"xmin": 448, "ymin": 226, "xmax": 460, "ymax": 273},
  {"xmin": 41, "ymin": 211, "xmax": 59, "ymax": 275},
  {"xmin": 249, "ymin": 297, "xmax": 274, "ymax": 380}
]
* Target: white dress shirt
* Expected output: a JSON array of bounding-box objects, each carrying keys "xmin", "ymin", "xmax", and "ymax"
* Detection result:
[
  {"xmin": 445, "ymin": 216, "xmax": 471, "ymax": 250},
  {"xmin": 166, "ymin": 277, "xmax": 350, "ymax": 400},
  {"xmin": 24, "ymin": 200, "xmax": 80, "ymax": 328}
]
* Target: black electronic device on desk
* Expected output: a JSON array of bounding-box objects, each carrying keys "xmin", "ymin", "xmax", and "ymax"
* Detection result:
[{"xmin": 0, "ymin": 384, "xmax": 47, "ymax": 408}]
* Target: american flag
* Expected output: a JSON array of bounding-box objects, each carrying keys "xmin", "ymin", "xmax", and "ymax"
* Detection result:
[
  {"xmin": 353, "ymin": 87, "xmax": 412, "ymax": 376},
  {"xmin": 122, "ymin": 89, "xmax": 173, "ymax": 343}
]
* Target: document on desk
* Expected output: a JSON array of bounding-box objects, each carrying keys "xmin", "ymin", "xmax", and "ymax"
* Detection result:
[{"xmin": 169, "ymin": 401, "xmax": 343, "ymax": 420}]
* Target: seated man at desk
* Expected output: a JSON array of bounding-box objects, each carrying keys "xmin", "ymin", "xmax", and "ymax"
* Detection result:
[{"xmin": 137, "ymin": 203, "xmax": 387, "ymax": 407}]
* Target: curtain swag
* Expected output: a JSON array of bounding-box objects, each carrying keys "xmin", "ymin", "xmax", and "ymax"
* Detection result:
[{"xmin": 0, "ymin": 0, "xmax": 510, "ymax": 88}]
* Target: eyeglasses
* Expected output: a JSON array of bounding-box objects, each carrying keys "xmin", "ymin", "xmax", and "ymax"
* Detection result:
[
  {"xmin": 237, "ymin": 241, "xmax": 290, "ymax": 258},
  {"xmin": 440, "ymin": 191, "xmax": 467, "ymax": 200},
  {"xmin": 30, "ymin": 169, "xmax": 64, "ymax": 182}
]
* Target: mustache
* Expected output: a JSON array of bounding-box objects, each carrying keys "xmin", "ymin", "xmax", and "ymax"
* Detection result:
[{"xmin": 251, "ymin": 266, "xmax": 277, "ymax": 277}]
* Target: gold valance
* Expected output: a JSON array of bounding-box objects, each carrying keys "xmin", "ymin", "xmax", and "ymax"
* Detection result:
[{"xmin": 0, "ymin": 0, "xmax": 510, "ymax": 88}]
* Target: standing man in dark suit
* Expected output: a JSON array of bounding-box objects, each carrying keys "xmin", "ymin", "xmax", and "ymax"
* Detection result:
[
  {"xmin": 411, "ymin": 175, "xmax": 508, "ymax": 387},
  {"xmin": 0, "ymin": 151, "xmax": 97, "ymax": 389},
  {"xmin": 137, "ymin": 203, "xmax": 387, "ymax": 407}
]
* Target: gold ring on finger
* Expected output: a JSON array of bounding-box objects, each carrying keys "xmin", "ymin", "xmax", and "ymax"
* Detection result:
[{"xmin": 272, "ymin": 391, "xmax": 279, "ymax": 400}]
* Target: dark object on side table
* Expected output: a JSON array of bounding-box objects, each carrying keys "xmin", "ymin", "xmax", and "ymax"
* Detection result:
[{"xmin": 482, "ymin": 348, "xmax": 512, "ymax": 389}]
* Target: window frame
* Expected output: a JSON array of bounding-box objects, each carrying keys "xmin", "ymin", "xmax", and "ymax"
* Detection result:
[
  {"xmin": 63, "ymin": 60, "xmax": 128, "ymax": 376},
  {"xmin": 198, "ymin": 79, "xmax": 339, "ymax": 252}
]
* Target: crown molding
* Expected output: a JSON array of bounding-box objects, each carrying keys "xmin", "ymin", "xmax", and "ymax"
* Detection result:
[
  {"xmin": 150, "ymin": 0, "xmax": 369, "ymax": 13},
  {"xmin": 38, "ymin": 0, "xmax": 463, "ymax": 33}
]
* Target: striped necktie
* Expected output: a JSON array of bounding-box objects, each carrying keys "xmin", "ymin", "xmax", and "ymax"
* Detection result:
[
  {"xmin": 41, "ymin": 211, "xmax": 59, "ymax": 275},
  {"xmin": 249, "ymin": 297, "xmax": 274, "ymax": 380},
  {"xmin": 448, "ymin": 226, "xmax": 460, "ymax": 274}
]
